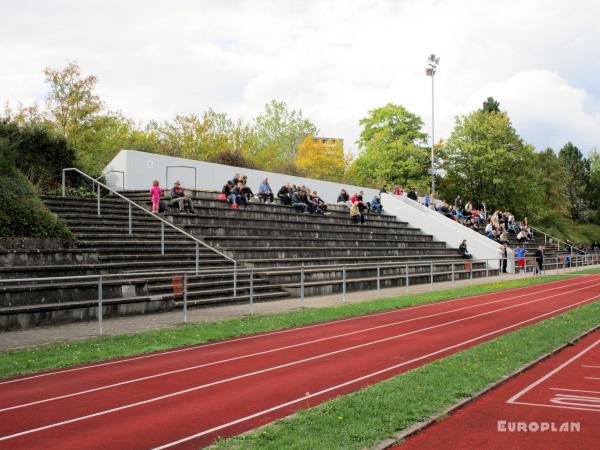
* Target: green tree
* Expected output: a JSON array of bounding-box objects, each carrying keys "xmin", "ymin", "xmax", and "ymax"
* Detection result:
[
  {"xmin": 559, "ymin": 142, "xmax": 589, "ymax": 221},
  {"xmin": 441, "ymin": 110, "xmax": 539, "ymax": 217},
  {"xmin": 43, "ymin": 62, "xmax": 103, "ymax": 138},
  {"xmin": 586, "ymin": 149, "xmax": 600, "ymax": 223},
  {"xmin": 533, "ymin": 148, "xmax": 567, "ymax": 217},
  {"xmin": 252, "ymin": 100, "xmax": 318, "ymax": 172},
  {"xmin": 352, "ymin": 103, "xmax": 430, "ymax": 188},
  {"xmin": 480, "ymin": 96, "xmax": 501, "ymax": 113}
]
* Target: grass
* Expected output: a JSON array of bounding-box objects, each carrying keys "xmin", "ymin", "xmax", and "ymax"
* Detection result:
[
  {"xmin": 211, "ymin": 301, "xmax": 600, "ymax": 450},
  {"xmin": 0, "ymin": 274, "xmax": 574, "ymax": 379},
  {"xmin": 538, "ymin": 215, "xmax": 600, "ymax": 245},
  {"xmin": 573, "ymin": 267, "xmax": 600, "ymax": 275}
]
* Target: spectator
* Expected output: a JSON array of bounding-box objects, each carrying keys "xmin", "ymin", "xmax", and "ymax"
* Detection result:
[
  {"xmin": 515, "ymin": 244, "xmax": 527, "ymax": 272},
  {"xmin": 454, "ymin": 195, "xmax": 463, "ymax": 211},
  {"xmin": 258, "ymin": 177, "xmax": 274, "ymax": 203},
  {"xmin": 407, "ymin": 188, "xmax": 418, "ymax": 201},
  {"xmin": 220, "ymin": 181, "xmax": 233, "ymax": 202},
  {"xmin": 380, "ymin": 184, "xmax": 388, "ymax": 194},
  {"xmin": 484, "ymin": 221, "xmax": 494, "ymax": 238},
  {"xmin": 423, "ymin": 193, "xmax": 431, "ymax": 207},
  {"xmin": 230, "ymin": 182, "xmax": 248, "ymax": 208},
  {"xmin": 277, "ymin": 183, "xmax": 292, "ymax": 206},
  {"xmin": 350, "ymin": 201, "xmax": 364, "ymax": 224},
  {"xmin": 458, "ymin": 239, "xmax": 471, "ymax": 259},
  {"xmin": 150, "ymin": 180, "xmax": 161, "ymax": 214},
  {"xmin": 169, "ymin": 181, "xmax": 195, "ymax": 213},
  {"xmin": 337, "ymin": 189, "xmax": 351, "ymax": 207},
  {"xmin": 302, "ymin": 190, "xmax": 324, "ymax": 215},
  {"xmin": 534, "ymin": 245, "xmax": 545, "ymax": 275},
  {"xmin": 311, "ymin": 191, "xmax": 329, "ymax": 213},
  {"xmin": 592, "ymin": 241, "xmax": 599, "ymax": 252},
  {"xmin": 291, "ymin": 189, "xmax": 308, "ymax": 213},
  {"xmin": 230, "ymin": 173, "xmax": 240, "ymax": 186},
  {"xmin": 500, "ymin": 242, "xmax": 509, "ymax": 273},
  {"xmin": 516, "ymin": 228, "xmax": 528, "ymax": 244},
  {"xmin": 371, "ymin": 195, "xmax": 382, "ymax": 214}
]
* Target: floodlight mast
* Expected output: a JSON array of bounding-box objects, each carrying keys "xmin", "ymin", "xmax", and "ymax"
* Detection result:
[{"xmin": 425, "ymin": 54, "xmax": 439, "ymax": 196}]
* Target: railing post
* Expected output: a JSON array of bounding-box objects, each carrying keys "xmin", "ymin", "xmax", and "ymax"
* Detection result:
[
  {"xmin": 97, "ymin": 182, "xmax": 101, "ymax": 216},
  {"xmin": 430, "ymin": 262, "xmax": 433, "ymax": 290},
  {"xmin": 195, "ymin": 242, "xmax": 199, "ymax": 275},
  {"xmin": 376, "ymin": 265, "xmax": 380, "ymax": 297},
  {"xmin": 62, "ymin": 170, "xmax": 66, "ymax": 197},
  {"xmin": 300, "ymin": 264, "xmax": 305, "ymax": 307},
  {"xmin": 128, "ymin": 203, "xmax": 132, "ymax": 235},
  {"xmin": 233, "ymin": 261, "xmax": 237, "ymax": 297},
  {"xmin": 249, "ymin": 268, "xmax": 254, "ymax": 314},
  {"xmin": 470, "ymin": 261, "xmax": 473, "ymax": 281},
  {"xmin": 405, "ymin": 264, "xmax": 409, "ymax": 292},
  {"xmin": 342, "ymin": 266, "xmax": 346, "ymax": 303},
  {"xmin": 183, "ymin": 272, "xmax": 188, "ymax": 324},
  {"xmin": 451, "ymin": 263, "xmax": 455, "ymax": 286},
  {"xmin": 98, "ymin": 275, "xmax": 103, "ymax": 335},
  {"xmin": 556, "ymin": 257, "xmax": 559, "ymax": 274},
  {"xmin": 485, "ymin": 261, "xmax": 488, "ymax": 278},
  {"xmin": 161, "ymin": 222, "xmax": 165, "ymax": 255}
]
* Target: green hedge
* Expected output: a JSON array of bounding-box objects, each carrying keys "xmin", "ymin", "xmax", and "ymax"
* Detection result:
[{"xmin": 0, "ymin": 166, "xmax": 73, "ymax": 239}]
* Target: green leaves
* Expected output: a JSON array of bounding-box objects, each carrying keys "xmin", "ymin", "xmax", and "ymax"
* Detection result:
[{"xmin": 352, "ymin": 103, "xmax": 430, "ymax": 189}]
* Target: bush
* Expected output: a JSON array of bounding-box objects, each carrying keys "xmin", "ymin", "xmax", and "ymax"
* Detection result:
[
  {"xmin": 0, "ymin": 166, "xmax": 74, "ymax": 240},
  {"xmin": 0, "ymin": 119, "xmax": 75, "ymax": 191}
]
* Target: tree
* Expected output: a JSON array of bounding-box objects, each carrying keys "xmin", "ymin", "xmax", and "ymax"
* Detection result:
[
  {"xmin": 43, "ymin": 62, "xmax": 103, "ymax": 138},
  {"xmin": 586, "ymin": 149, "xmax": 600, "ymax": 223},
  {"xmin": 441, "ymin": 110, "xmax": 539, "ymax": 217},
  {"xmin": 352, "ymin": 103, "xmax": 430, "ymax": 189},
  {"xmin": 480, "ymin": 97, "xmax": 501, "ymax": 113},
  {"xmin": 533, "ymin": 148, "xmax": 568, "ymax": 217},
  {"xmin": 357, "ymin": 103, "xmax": 427, "ymax": 149},
  {"xmin": 252, "ymin": 100, "xmax": 318, "ymax": 172},
  {"xmin": 559, "ymin": 142, "xmax": 589, "ymax": 221},
  {"xmin": 0, "ymin": 119, "xmax": 75, "ymax": 189},
  {"xmin": 295, "ymin": 135, "xmax": 349, "ymax": 181}
]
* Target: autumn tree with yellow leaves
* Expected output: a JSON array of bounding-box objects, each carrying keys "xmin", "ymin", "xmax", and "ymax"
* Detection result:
[{"xmin": 295, "ymin": 135, "xmax": 351, "ymax": 182}]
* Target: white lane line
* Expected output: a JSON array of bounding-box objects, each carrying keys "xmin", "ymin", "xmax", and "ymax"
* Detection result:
[
  {"xmin": 550, "ymin": 388, "xmax": 600, "ymax": 394},
  {"xmin": 1, "ymin": 289, "xmax": 598, "ymax": 442},
  {"xmin": 582, "ymin": 365, "xmax": 600, "ymax": 369},
  {"xmin": 151, "ymin": 296, "xmax": 599, "ymax": 449},
  {"xmin": 2, "ymin": 276, "xmax": 591, "ymax": 387},
  {"xmin": 5, "ymin": 278, "xmax": 592, "ymax": 412},
  {"xmin": 584, "ymin": 377, "xmax": 600, "ymax": 380},
  {"xmin": 503, "ymin": 401, "xmax": 600, "ymax": 413},
  {"xmin": 507, "ymin": 338, "xmax": 600, "ymax": 404}
]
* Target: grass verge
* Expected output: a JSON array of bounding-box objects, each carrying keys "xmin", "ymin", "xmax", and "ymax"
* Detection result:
[
  {"xmin": 572, "ymin": 267, "xmax": 600, "ymax": 275},
  {"xmin": 211, "ymin": 301, "xmax": 600, "ymax": 450},
  {"xmin": 0, "ymin": 274, "xmax": 573, "ymax": 378}
]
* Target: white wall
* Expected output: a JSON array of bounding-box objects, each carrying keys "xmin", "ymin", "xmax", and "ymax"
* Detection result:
[
  {"xmin": 103, "ymin": 149, "xmax": 381, "ymax": 204},
  {"xmin": 381, "ymin": 193, "xmax": 515, "ymax": 272}
]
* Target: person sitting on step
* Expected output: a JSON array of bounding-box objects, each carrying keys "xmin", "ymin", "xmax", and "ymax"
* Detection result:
[
  {"xmin": 258, "ymin": 177, "xmax": 274, "ymax": 203},
  {"xmin": 370, "ymin": 195, "xmax": 382, "ymax": 214},
  {"xmin": 277, "ymin": 183, "xmax": 292, "ymax": 205},
  {"xmin": 230, "ymin": 182, "xmax": 248, "ymax": 208},
  {"xmin": 169, "ymin": 180, "xmax": 195, "ymax": 214},
  {"xmin": 291, "ymin": 189, "xmax": 308, "ymax": 213}
]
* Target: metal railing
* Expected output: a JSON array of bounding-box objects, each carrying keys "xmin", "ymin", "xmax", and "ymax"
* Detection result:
[
  {"xmin": 529, "ymin": 225, "xmax": 586, "ymax": 255},
  {"xmin": 61, "ymin": 168, "xmax": 237, "ymax": 288},
  {"xmin": 3, "ymin": 253, "xmax": 599, "ymax": 335},
  {"xmin": 97, "ymin": 170, "xmax": 125, "ymax": 191}
]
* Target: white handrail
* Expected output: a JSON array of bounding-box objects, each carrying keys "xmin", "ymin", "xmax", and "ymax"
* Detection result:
[
  {"xmin": 529, "ymin": 225, "xmax": 586, "ymax": 255},
  {"xmin": 61, "ymin": 168, "xmax": 237, "ymax": 290}
]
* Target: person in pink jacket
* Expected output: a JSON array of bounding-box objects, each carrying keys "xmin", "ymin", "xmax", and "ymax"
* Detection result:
[{"xmin": 150, "ymin": 180, "xmax": 162, "ymax": 213}]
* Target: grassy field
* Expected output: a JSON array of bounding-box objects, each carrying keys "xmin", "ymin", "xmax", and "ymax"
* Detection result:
[
  {"xmin": 0, "ymin": 275, "xmax": 572, "ymax": 378},
  {"xmin": 538, "ymin": 216, "xmax": 600, "ymax": 245},
  {"xmin": 211, "ymin": 301, "xmax": 600, "ymax": 450}
]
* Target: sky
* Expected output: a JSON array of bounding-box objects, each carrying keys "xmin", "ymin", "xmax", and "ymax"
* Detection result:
[{"xmin": 1, "ymin": 0, "xmax": 599, "ymax": 155}]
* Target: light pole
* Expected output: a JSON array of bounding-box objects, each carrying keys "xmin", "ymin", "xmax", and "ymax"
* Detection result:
[{"xmin": 425, "ymin": 54, "xmax": 440, "ymax": 195}]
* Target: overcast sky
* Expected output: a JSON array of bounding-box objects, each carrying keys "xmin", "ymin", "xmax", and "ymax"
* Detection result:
[{"xmin": 2, "ymin": 0, "xmax": 599, "ymax": 155}]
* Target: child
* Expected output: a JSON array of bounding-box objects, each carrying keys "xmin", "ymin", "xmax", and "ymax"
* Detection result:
[{"xmin": 150, "ymin": 180, "xmax": 161, "ymax": 213}]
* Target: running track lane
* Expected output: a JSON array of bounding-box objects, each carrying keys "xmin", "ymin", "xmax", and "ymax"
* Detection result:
[
  {"xmin": 0, "ymin": 275, "xmax": 599, "ymax": 449},
  {"xmin": 398, "ymin": 328, "xmax": 600, "ymax": 450}
]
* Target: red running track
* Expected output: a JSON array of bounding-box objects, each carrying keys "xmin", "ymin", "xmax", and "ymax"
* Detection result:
[
  {"xmin": 0, "ymin": 275, "xmax": 599, "ymax": 449},
  {"xmin": 399, "ymin": 328, "xmax": 600, "ymax": 450}
]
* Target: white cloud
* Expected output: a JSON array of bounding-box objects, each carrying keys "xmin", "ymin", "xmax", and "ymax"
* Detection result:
[{"xmin": 1, "ymin": 0, "xmax": 599, "ymax": 155}]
